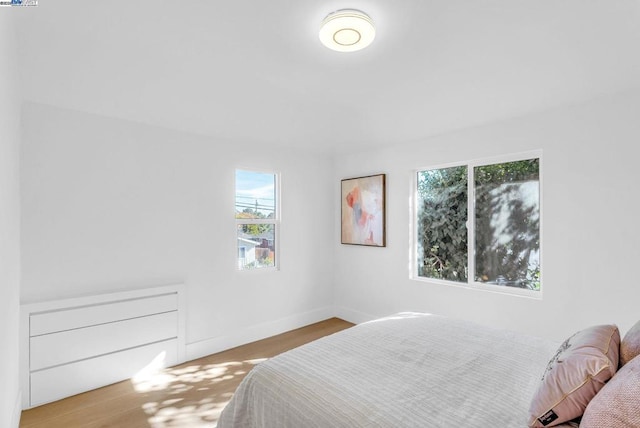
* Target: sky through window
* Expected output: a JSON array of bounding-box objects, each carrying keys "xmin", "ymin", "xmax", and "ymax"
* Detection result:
[{"xmin": 235, "ymin": 170, "xmax": 276, "ymax": 217}]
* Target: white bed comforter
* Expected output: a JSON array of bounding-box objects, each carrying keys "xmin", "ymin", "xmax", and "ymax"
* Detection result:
[{"xmin": 218, "ymin": 313, "xmax": 562, "ymax": 428}]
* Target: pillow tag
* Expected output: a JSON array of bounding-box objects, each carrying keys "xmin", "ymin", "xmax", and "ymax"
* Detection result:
[{"xmin": 538, "ymin": 409, "xmax": 559, "ymax": 426}]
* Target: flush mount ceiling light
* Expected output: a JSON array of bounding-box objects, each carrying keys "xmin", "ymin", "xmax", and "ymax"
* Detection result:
[{"xmin": 319, "ymin": 9, "xmax": 375, "ymax": 52}]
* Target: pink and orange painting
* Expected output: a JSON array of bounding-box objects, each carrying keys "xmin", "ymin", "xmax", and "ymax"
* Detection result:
[{"xmin": 341, "ymin": 174, "xmax": 386, "ymax": 247}]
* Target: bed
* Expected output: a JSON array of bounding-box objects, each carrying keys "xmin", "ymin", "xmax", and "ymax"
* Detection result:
[{"xmin": 218, "ymin": 312, "xmax": 584, "ymax": 428}]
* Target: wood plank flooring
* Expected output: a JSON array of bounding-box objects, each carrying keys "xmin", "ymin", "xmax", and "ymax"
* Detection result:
[{"xmin": 20, "ymin": 318, "xmax": 353, "ymax": 428}]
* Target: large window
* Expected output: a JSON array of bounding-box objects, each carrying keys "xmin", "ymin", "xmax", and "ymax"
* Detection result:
[
  {"xmin": 415, "ymin": 153, "xmax": 541, "ymax": 295},
  {"xmin": 235, "ymin": 169, "xmax": 278, "ymax": 270}
]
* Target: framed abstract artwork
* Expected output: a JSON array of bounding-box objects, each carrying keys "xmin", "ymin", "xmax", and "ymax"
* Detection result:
[{"xmin": 341, "ymin": 174, "xmax": 386, "ymax": 247}]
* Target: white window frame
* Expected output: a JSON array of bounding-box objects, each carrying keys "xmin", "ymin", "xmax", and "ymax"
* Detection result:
[
  {"xmin": 235, "ymin": 168, "xmax": 280, "ymax": 272},
  {"xmin": 412, "ymin": 150, "xmax": 542, "ymax": 298}
]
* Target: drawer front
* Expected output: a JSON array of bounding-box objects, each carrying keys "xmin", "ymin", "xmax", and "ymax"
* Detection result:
[
  {"xmin": 30, "ymin": 311, "xmax": 178, "ymax": 371},
  {"xmin": 30, "ymin": 339, "xmax": 178, "ymax": 406},
  {"xmin": 30, "ymin": 293, "xmax": 177, "ymax": 336}
]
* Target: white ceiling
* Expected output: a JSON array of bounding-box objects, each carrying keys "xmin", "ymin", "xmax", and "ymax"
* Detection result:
[{"xmin": 15, "ymin": 0, "xmax": 640, "ymax": 154}]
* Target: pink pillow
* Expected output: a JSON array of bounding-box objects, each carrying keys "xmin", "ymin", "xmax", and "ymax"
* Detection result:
[
  {"xmin": 528, "ymin": 324, "xmax": 620, "ymax": 427},
  {"xmin": 620, "ymin": 320, "xmax": 640, "ymax": 367},
  {"xmin": 581, "ymin": 354, "xmax": 640, "ymax": 427}
]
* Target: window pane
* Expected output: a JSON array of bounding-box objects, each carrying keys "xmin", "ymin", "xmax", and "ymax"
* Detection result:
[
  {"xmin": 235, "ymin": 170, "xmax": 276, "ymax": 220},
  {"xmin": 474, "ymin": 159, "xmax": 540, "ymax": 290},
  {"xmin": 237, "ymin": 224, "xmax": 276, "ymax": 270},
  {"xmin": 416, "ymin": 166, "xmax": 468, "ymax": 282}
]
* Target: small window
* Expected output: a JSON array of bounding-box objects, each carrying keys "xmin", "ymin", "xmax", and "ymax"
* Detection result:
[
  {"xmin": 415, "ymin": 153, "xmax": 541, "ymax": 295},
  {"xmin": 235, "ymin": 169, "xmax": 278, "ymax": 270}
]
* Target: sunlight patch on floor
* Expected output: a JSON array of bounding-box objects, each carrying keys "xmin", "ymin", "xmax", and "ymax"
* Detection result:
[{"xmin": 130, "ymin": 356, "xmax": 267, "ymax": 427}]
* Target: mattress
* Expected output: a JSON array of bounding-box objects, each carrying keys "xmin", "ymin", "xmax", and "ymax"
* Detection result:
[{"xmin": 218, "ymin": 313, "xmax": 563, "ymax": 428}]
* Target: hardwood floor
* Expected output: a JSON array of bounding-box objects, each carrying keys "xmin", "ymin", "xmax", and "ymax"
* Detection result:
[{"xmin": 20, "ymin": 318, "xmax": 353, "ymax": 428}]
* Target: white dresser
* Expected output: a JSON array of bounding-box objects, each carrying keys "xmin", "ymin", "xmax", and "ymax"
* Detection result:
[{"xmin": 21, "ymin": 284, "xmax": 185, "ymax": 408}]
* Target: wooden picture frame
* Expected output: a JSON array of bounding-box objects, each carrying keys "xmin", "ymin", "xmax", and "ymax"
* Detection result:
[{"xmin": 341, "ymin": 174, "xmax": 386, "ymax": 247}]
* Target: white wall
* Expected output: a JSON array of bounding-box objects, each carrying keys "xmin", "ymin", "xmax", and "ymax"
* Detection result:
[
  {"xmin": 19, "ymin": 74, "xmax": 640, "ymax": 385},
  {"xmin": 334, "ymin": 90, "xmax": 640, "ymax": 342},
  {"xmin": 0, "ymin": 12, "xmax": 22, "ymax": 428},
  {"xmin": 21, "ymin": 103, "xmax": 335, "ymax": 359}
]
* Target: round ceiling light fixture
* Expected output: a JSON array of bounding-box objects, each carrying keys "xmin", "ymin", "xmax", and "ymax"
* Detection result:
[{"xmin": 319, "ymin": 9, "xmax": 375, "ymax": 52}]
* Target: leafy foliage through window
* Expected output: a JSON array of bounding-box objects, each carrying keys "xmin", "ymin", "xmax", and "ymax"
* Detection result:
[
  {"xmin": 416, "ymin": 156, "xmax": 541, "ymax": 292},
  {"xmin": 417, "ymin": 165, "xmax": 468, "ymax": 282}
]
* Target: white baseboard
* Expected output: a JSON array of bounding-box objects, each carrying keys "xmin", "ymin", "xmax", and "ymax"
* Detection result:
[
  {"xmin": 12, "ymin": 390, "xmax": 21, "ymax": 428},
  {"xmin": 334, "ymin": 306, "xmax": 378, "ymax": 325},
  {"xmin": 185, "ymin": 306, "xmax": 335, "ymax": 362}
]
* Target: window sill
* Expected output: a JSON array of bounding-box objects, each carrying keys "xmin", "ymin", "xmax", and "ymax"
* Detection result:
[{"xmin": 410, "ymin": 275, "xmax": 542, "ymax": 300}]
